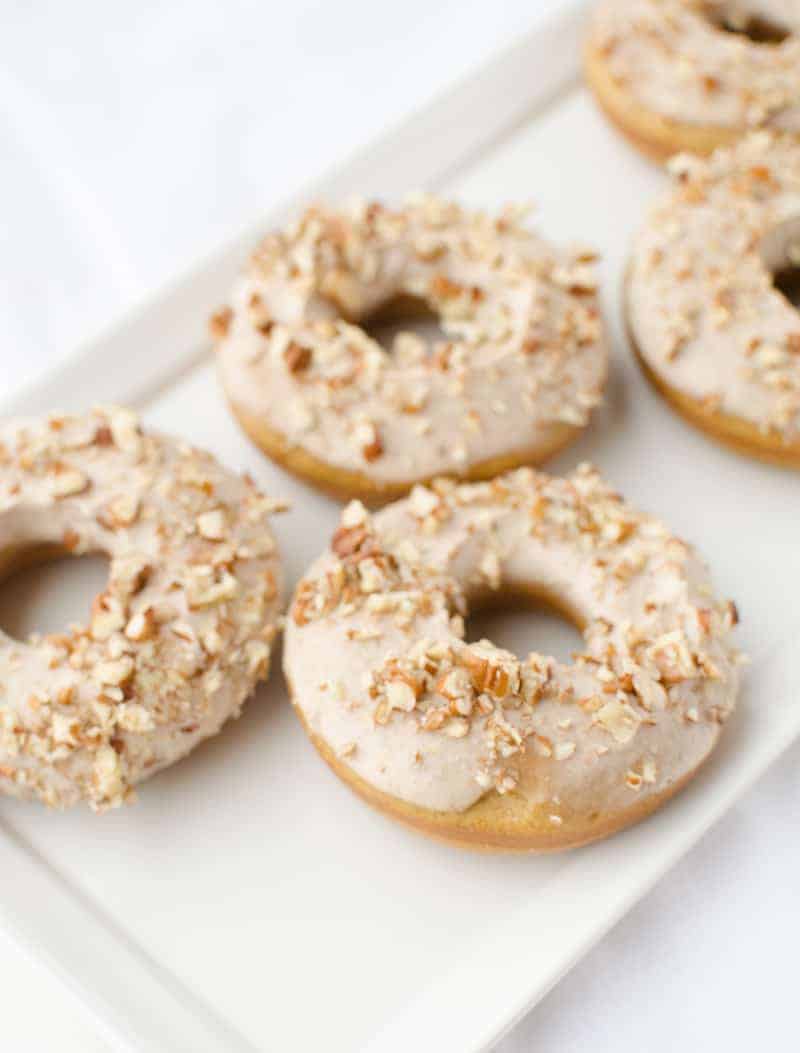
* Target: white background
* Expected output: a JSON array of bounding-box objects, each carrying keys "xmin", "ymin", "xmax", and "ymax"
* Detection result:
[{"xmin": 1, "ymin": 2, "xmax": 798, "ymax": 1050}]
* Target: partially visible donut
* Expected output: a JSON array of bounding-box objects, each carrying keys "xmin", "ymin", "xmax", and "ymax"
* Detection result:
[
  {"xmin": 213, "ymin": 197, "xmax": 607, "ymax": 502},
  {"xmin": 627, "ymin": 132, "xmax": 800, "ymax": 466},
  {"xmin": 284, "ymin": 466, "xmax": 741, "ymax": 853},
  {"xmin": 586, "ymin": 0, "xmax": 800, "ymax": 161},
  {"xmin": 0, "ymin": 407, "xmax": 284, "ymax": 810}
]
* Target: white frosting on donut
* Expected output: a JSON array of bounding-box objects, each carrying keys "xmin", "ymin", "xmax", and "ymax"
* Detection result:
[
  {"xmin": 214, "ymin": 197, "xmax": 607, "ymax": 486},
  {"xmin": 284, "ymin": 466, "xmax": 740, "ymax": 818},
  {"xmin": 628, "ymin": 132, "xmax": 800, "ymax": 441},
  {"xmin": 591, "ymin": 0, "xmax": 800, "ymax": 131},
  {"xmin": 0, "ymin": 408, "xmax": 284, "ymax": 810}
]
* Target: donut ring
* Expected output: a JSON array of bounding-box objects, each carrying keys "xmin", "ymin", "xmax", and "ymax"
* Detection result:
[
  {"xmin": 0, "ymin": 407, "xmax": 283, "ymax": 810},
  {"xmin": 284, "ymin": 466, "xmax": 740, "ymax": 853},
  {"xmin": 627, "ymin": 133, "xmax": 800, "ymax": 466},
  {"xmin": 213, "ymin": 197, "xmax": 607, "ymax": 503},
  {"xmin": 585, "ymin": 1, "xmax": 800, "ymax": 162}
]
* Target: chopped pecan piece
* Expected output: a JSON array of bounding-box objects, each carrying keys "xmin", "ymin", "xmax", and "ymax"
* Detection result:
[
  {"xmin": 284, "ymin": 342, "xmax": 312, "ymax": 374},
  {"xmin": 209, "ymin": 305, "xmax": 233, "ymax": 340}
]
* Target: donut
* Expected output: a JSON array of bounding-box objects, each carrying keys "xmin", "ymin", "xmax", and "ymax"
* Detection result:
[
  {"xmin": 626, "ymin": 132, "xmax": 800, "ymax": 466},
  {"xmin": 284, "ymin": 466, "xmax": 741, "ymax": 853},
  {"xmin": 0, "ymin": 407, "xmax": 284, "ymax": 810},
  {"xmin": 585, "ymin": 1, "xmax": 800, "ymax": 162},
  {"xmin": 213, "ymin": 197, "xmax": 607, "ymax": 503}
]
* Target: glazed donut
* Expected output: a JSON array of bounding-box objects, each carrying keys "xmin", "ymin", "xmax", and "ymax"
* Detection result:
[
  {"xmin": 627, "ymin": 132, "xmax": 800, "ymax": 466},
  {"xmin": 213, "ymin": 196, "xmax": 607, "ymax": 502},
  {"xmin": 0, "ymin": 407, "xmax": 283, "ymax": 810},
  {"xmin": 585, "ymin": 0, "xmax": 800, "ymax": 161},
  {"xmin": 284, "ymin": 465, "xmax": 740, "ymax": 852}
]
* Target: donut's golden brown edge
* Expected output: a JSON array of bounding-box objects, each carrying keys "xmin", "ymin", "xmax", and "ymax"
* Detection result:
[{"xmin": 227, "ymin": 398, "xmax": 582, "ymax": 504}]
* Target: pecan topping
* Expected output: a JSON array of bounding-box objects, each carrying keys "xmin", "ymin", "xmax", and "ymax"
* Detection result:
[
  {"xmin": 331, "ymin": 524, "xmax": 370, "ymax": 559},
  {"xmin": 362, "ymin": 433, "xmax": 384, "ymax": 462},
  {"xmin": 284, "ymin": 342, "xmax": 312, "ymax": 374},
  {"xmin": 209, "ymin": 305, "xmax": 233, "ymax": 340}
]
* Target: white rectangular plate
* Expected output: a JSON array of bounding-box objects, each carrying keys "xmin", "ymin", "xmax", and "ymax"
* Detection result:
[{"xmin": 1, "ymin": 5, "xmax": 798, "ymax": 1051}]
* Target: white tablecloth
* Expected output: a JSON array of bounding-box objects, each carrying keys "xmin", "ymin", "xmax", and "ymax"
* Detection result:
[{"xmin": 1, "ymin": 3, "xmax": 796, "ymax": 1049}]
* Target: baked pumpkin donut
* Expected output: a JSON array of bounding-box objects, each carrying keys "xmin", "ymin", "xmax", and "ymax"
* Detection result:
[
  {"xmin": 586, "ymin": 0, "xmax": 800, "ymax": 161},
  {"xmin": 627, "ymin": 132, "xmax": 800, "ymax": 465},
  {"xmin": 284, "ymin": 466, "xmax": 741, "ymax": 852},
  {"xmin": 213, "ymin": 197, "xmax": 607, "ymax": 502},
  {"xmin": 0, "ymin": 407, "xmax": 284, "ymax": 810}
]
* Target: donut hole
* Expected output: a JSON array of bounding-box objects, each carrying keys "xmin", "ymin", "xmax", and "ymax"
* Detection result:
[
  {"xmin": 773, "ymin": 266, "xmax": 800, "ymax": 308},
  {"xmin": 464, "ymin": 587, "xmax": 585, "ymax": 666},
  {"xmin": 362, "ymin": 294, "xmax": 449, "ymax": 354},
  {"xmin": 705, "ymin": 5, "xmax": 791, "ymax": 44},
  {"xmin": 761, "ymin": 218, "xmax": 800, "ymax": 308},
  {"xmin": 0, "ymin": 546, "xmax": 109, "ymax": 641}
]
